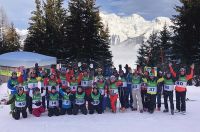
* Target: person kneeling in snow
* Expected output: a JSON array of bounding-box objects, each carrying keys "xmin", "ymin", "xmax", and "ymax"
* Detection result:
[
  {"xmin": 47, "ymin": 86, "xmax": 60, "ymax": 117},
  {"xmin": 29, "ymin": 87, "xmax": 46, "ymax": 117},
  {"xmin": 72, "ymin": 86, "xmax": 88, "ymax": 115},
  {"xmin": 6, "ymin": 87, "xmax": 28, "ymax": 120},
  {"xmin": 59, "ymin": 87, "xmax": 73, "ymax": 115},
  {"xmin": 88, "ymin": 86, "xmax": 103, "ymax": 114}
]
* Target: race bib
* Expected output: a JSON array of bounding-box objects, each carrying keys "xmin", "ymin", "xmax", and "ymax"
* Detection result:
[
  {"xmin": 61, "ymin": 80, "xmax": 68, "ymax": 86},
  {"xmin": 122, "ymin": 82, "xmax": 127, "ymax": 87},
  {"xmin": 147, "ymin": 87, "xmax": 157, "ymax": 94},
  {"xmin": 23, "ymin": 86, "xmax": 29, "ymax": 92},
  {"xmin": 110, "ymin": 89, "xmax": 118, "ymax": 95},
  {"xmin": 28, "ymin": 83, "xmax": 38, "ymax": 89},
  {"xmin": 70, "ymin": 86, "xmax": 77, "ymax": 92},
  {"xmin": 15, "ymin": 101, "xmax": 26, "ymax": 108},
  {"xmin": 75, "ymin": 99, "xmax": 85, "ymax": 105},
  {"xmin": 175, "ymin": 81, "xmax": 187, "ymax": 87},
  {"xmin": 49, "ymin": 100, "xmax": 58, "ymax": 107},
  {"xmin": 99, "ymin": 89, "xmax": 105, "ymax": 95},
  {"xmin": 92, "ymin": 100, "xmax": 100, "ymax": 105},
  {"xmin": 81, "ymin": 81, "xmax": 90, "ymax": 87},
  {"xmin": 62, "ymin": 100, "xmax": 71, "ymax": 106},
  {"xmin": 164, "ymin": 85, "xmax": 174, "ymax": 91},
  {"xmin": 132, "ymin": 84, "xmax": 140, "ymax": 90}
]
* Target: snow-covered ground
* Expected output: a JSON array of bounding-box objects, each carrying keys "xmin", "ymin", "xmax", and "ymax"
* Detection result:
[{"xmin": 0, "ymin": 83, "xmax": 200, "ymax": 132}]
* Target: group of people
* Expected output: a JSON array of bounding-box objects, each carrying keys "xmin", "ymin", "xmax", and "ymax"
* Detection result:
[{"xmin": 6, "ymin": 62, "xmax": 194, "ymax": 120}]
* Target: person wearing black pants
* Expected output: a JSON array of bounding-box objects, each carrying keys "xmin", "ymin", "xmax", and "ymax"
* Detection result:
[
  {"xmin": 146, "ymin": 94, "xmax": 156, "ymax": 113},
  {"xmin": 118, "ymin": 70, "xmax": 128, "ymax": 112},
  {"xmin": 163, "ymin": 72, "xmax": 175, "ymax": 115},
  {"xmin": 48, "ymin": 86, "xmax": 60, "ymax": 117},
  {"xmin": 156, "ymin": 71, "xmax": 164, "ymax": 111},
  {"xmin": 176, "ymin": 91, "xmax": 186, "ymax": 112},
  {"xmin": 72, "ymin": 86, "xmax": 88, "ymax": 115},
  {"xmin": 88, "ymin": 87, "xmax": 103, "ymax": 114},
  {"xmin": 6, "ymin": 87, "xmax": 28, "ymax": 120}
]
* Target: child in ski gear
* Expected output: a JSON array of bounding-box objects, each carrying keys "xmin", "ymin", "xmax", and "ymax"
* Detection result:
[
  {"xmin": 59, "ymin": 87, "xmax": 73, "ymax": 115},
  {"xmin": 109, "ymin": 75, "xmax": 121, "ymax": 113},
  {"xmin": 7, "ymin": 71, "xmax": 19, "ymax": 111},
  {"xmin": 163, "ymin": 72, "xmax": 175, "ymax": 115},
  {"xmin": 88, "ymin": 86, "xmax": 103, "ymax": 114},
  {"xmin": 29, "ymin": 87, "xmax": 46, "ymax": 117},
  {"xmin": 69, "ymin": 76, "xmax": 79, "ymax": 94},
  {"xmin": 58, "ymin": 68, "xmax": 69, "ymax": 89},
  {"xmin": 80, "ymin": 70, "xmax": 93, "ymax": 96},
  {"xmin": 47, "ymin": 86, "xmax": 60, "ymax": 117},
  {"xmin": 131, "ymin": 70, "xmax": 143, "ymax": 113},
  {"xmin": 126, "ymin": 67, "xmax": 133, "ymax": 109},
  {"xmin": 6, "ymin": 87, "xmax": 28, "ymax": 120},
  {"xmin": 156, "ymin": 71, "xmax": 164, "ymax": 111},
  {"xmin": 27, "ymin": 72, "xmax": 39, "ymax": 114},
  {"xmin": 141, "ymin": 71, "xmax": 148, "ymax": 111},
  {"xmin": 95, "ymin": 75, "xmax": 107, "ymax": 112},
  {"xmin": 169, "ymin": 63, "xmax": 194, "ymax": 114},
  {"xmin": 118, "ymin": 70, "xmax": 128, "ymax": 112},
  {"xmin": 72, "ymin": 86, "xmax": 88, "ymax": 115}
]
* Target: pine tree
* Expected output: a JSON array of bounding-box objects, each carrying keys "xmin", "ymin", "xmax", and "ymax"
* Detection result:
[
  {"xmin": 136, "ymin": 40, "xmax": 148, "ymax": 68},
  {"xmin": 24, "ymin": 0, "xmax": 46, "ymax": 53},
  {"xmin": 171, "ymin": 0, "xmax": 200, "ymax": 65},
  {"xmin": 159, "ymin": 24, "xmax": 172, "ymax": 70},
  {"xmin": 145, "ymin": 32, "xmax": 160, "ymax": 67},
  {"xmin": 67, "ymin": 0, "xmax": 112, "ymax": 65},
  {"xmin": 3, "ymin": 23, "xmax": 20, "ymax": 52}
]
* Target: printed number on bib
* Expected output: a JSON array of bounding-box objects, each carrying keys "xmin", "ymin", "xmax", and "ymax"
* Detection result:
[
  {"xmin": 49, "ymin": 101, "xmax": 58, "ymax": 107},
  {"xmin": 81, "ymin": 81, "xmax": 89, "ymax": 87},
  {"xmin": 70, "ymin": 86, "xmax": 77, "ymax": 91},
  {"xmin": 92, "ymin": 100, "xmax": 100, "ymax": 105},
  {"xmin": 15, "ymin": 101, "xmax": 26, "ymax": 107},
  {"xmin": 176, "ymin": 81, "xmax": 187, "ymax": 87},
  {"xmin": 63, "ymin": 100, "xmax": 71, "ymax": 105},
  {"xmin": 147, "ymin": 87, "xmax": 156, "ymax": 93},
  {"xmin": 76, "ymin": 99, "xmax": 84, "ymax": 105},
  {"xmin": 110, "ymin": 89, "xmax": 118, "ymax": 95},
  {"xmin": 164, "ymin": 85, "xmax": 174, "ymax": 91}
]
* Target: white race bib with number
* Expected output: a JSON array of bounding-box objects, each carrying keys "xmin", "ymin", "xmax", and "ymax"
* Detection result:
[
  {"xmin": 175, "ymin": 81, "xmax": 187, "ymax": 87},
  {"xmin": 132, "ymin": 84, "xmax": 141, "ymax": 90},
  {"xmin": 28, "ymin": 83, "xmax": 38, "ymax": 89},
  {"xmin": 62, "ymin": 100, "xmax": 71, "ymax": 106},
  {"xmin": 61, "ymin": 80, "xmax": 68, "ymax": 86},
  {"xmin": 164, "ymin": 85, "xmax": 174, "ymax": 91},
  {"xmin": 70, "ymin": 86, "xmax": 77, "ymax": 92},
  {"xmin": 92, "ymin": 100, "xmax": 100, "ymax": 105},
  {"xmin": 147, "ymin": 87, "xmax": 157, "ymax": 94},
  {"xmin": 15, "ymin": 101, "xmax": 26, "ymax": 108},
  {"xmin": 122, "ymin": 82, "xmax": 127, "ymax": 87},
  {"xmin": 49, "ymin": 100, "xmax": 58, "ymax": 107},
  {"xmin": 110, "ymin": 89, "xmax": 118, "ymax": 95},
  {"xmin": 81, "ymin": 81, "xmax": 90, "ymax": 87},
  {"xmin": 99, "ymin": 89, "xmax": 105, "ymax": 95},
  {"xmin": 75, "ymin": 99, "xmax": 85, "ymax": 105}
]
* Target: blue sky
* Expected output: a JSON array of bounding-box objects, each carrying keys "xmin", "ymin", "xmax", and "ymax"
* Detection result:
[{"xmin": 0, "ymin": 0, "xmax": 180, "ymax": 29}]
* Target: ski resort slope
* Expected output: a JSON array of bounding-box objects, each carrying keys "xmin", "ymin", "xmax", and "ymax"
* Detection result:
[{"xmin": 0, "ymin": 84, "xmax": 200, "ymax": 132}]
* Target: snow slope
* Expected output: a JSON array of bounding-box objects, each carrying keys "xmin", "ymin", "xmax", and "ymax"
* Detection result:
[{"xmin": 0, "ymin": 83, "xmax": 200, "ymax": 132}]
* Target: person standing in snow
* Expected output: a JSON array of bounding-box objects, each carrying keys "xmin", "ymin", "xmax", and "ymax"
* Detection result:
[
  {"xmin": 6, "ymin": 87, "xmax": 28, "ymax": 120},
  {"xmin": 72, "ymin": 86, "xmax": 88, "ymax": 115},
  {"xmin": 47, "ymin": 86, "xmax": 60, "ymax": 117},
  {"xmin": 163, "ymin": 72, "xmax": 175, "ymax": 115},
  {"xmin": 156, "ymin": 71, "xmax": 164, "ymax": 111},
  {"xmin": 29, "ymin": 87, "xmax": 46, "ymax": 117},
  {"xmin": 131, "ymin": 70, "xmax": 143, "ymax": 113},
  {"xmin": 145, "ymin": 71, "xmax": 164, "ymax": 114},
  {"xmin": 169, "ymin": 63, "xmax": 194, "ymax": 114},
  {"xmin": 80, "ymin": 70, "xmax": 93, "ymax": 96},
  {"xmin": 108, "ymin": 75, "xmax": 121, "ymax": 113},
  {"xmin": 88, "ymin": 86, "xmax": 103, "ymax": 114},
  {"xmin": 141, "ymin": 71, "xmax": 148, "ymax": 112},
  {"xmin": 126, "ymin": 67, "xmax": 133, "ymax": 109},
  {"xmin": 118, "ymin": 70, "xmax": 128, "ymax": 112},
  {"xmin": 7, "ymin": 71, "xmax": 19, "ymax": 112}
]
